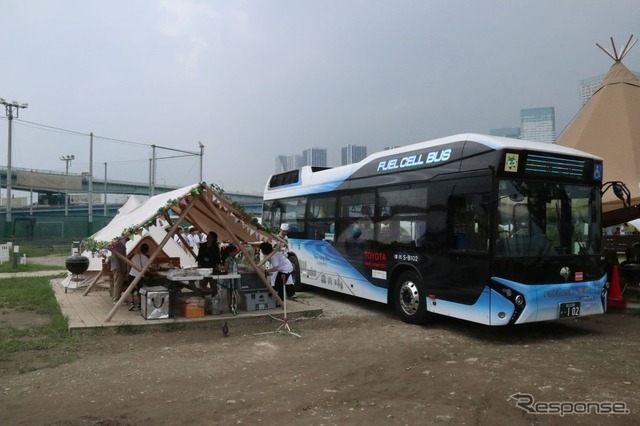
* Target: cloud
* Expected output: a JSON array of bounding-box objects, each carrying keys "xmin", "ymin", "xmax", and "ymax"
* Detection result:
[{"xmin": 157, "ymin": 0, "xmax": 218, "ymax": 75}]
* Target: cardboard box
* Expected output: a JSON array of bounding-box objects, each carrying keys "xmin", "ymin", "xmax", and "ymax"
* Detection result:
[
  {"xmin": 240, "ymin": 290, "xmax": 276, "ymax": 311},
  {"xmin": 175, "ymin": 295, "xmax": 205, "ymax": 307},
  {"xmin": 178, "ymin": 304, "xmax": 205, "ymax": 318},
  {"xmin": 140, "ymin": 286, "xmax": 170, "ymax": 320}
]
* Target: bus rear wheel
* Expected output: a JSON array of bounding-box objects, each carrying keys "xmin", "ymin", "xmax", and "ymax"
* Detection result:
[{"xmin": 395, "ymin": 271, "xmax": 429, "ymax": 324}]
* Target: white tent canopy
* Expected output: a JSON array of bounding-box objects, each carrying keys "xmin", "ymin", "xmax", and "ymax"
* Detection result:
[{"xmin": 81, "ymin": 182, "xmax": 286, "ymax": 321}]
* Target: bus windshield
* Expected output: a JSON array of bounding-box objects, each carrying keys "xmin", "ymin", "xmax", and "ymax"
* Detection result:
[{"xmin": 495, "ymin": 180, "xmax": 601, "ymax": 257}]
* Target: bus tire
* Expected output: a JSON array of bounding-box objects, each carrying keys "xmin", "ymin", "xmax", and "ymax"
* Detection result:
[
  {"xmin": 288, "ymin": 254, "xmax": 305, "ymax": 292},
  {"xmin": 394, "ymin": 270, "xmax": 429, "ymax": 324}
]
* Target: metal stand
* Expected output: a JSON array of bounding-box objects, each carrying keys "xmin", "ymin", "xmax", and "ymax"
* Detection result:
[
  {"xmin": 256, "ymin": 274, "xmax": 300, "ymax": 338},
  {"xmin": 63, "ymin": 274, "xmax": 88, "ymax": 293},
  {"xmin": 230, "ymin": 285, "xmax": 238, "ymax": 316}
]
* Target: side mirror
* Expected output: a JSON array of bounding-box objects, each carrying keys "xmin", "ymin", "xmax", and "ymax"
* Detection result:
[
  {"xmin": 602, "ymin": 181, "xmax": 631, "ymax": 208},
  {"xmin": 613, "ymin": 183, "xmax": 625, "ymax": 201}
]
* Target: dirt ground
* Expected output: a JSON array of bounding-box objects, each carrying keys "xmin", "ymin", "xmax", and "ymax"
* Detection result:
[{"xmin": 1, "ymin": 256, "xmax": 640, "ymax": 425}]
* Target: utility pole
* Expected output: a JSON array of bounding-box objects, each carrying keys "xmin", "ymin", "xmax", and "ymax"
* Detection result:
[
  {"xmin": 0, "ymin": 97, "xmax": 28, "ymax": 235},
  {"xmin": 88, "ymin": 132, "xmax": 93, "ymax": 233},
  {"xmin": 199, "ymin": 141, "xmax": 204, "ymax": 182},
  {"xmin": 104, "ymin": 162, "xmax": 108, "ymax": 215},
  {"xmin": 60, "ymin": 155, "xmax": 74, "ymax": 216},
  {"xmin": 150, "ymin": 145, "xmax": 156, "ymax": 197}
]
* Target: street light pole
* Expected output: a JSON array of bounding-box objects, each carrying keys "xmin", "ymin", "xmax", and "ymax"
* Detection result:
[
  {"xmin": 1, "ymin": 97, "xmax": 28, "ymax": 234},
  {"xmin": 60, "ymin": 155, "xmax": 74, "ymax": 216}
]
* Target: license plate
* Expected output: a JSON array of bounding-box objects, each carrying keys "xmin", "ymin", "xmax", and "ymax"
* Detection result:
[{"xmin": 559, "ymin": 302, "xmax": 581, "ymax": 318}]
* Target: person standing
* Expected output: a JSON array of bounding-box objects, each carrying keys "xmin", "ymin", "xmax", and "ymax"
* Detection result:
[
  {"xmin": 109, "ymin": 238, "xmax": 128, "ymax": 304},
  {"xmin": 173, "ymin": 226, "xmax": 185, "ymax": 248},
  {"xmin": 221, "ymin": 244, "xmax": 241, "ymax": 311},
  {"xmin": 259, "ymin": 242, "xmax": 295, "ymax": 300},
  {"xmin": 128, "ymin": 243, "xmax": 150, "ymax": 311},
  {"xmin": 278, "ymin": 223, "xmax": 290, "ymax": 256},
  {"xmin": 187, "ymin": 227, "xmax": 201, "ymax": 251},
  {"xmin": 197, "ymin": 231, "xmax": 221, "ymax": 295}
]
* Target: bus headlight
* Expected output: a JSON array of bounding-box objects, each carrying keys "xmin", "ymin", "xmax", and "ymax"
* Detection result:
[{"xmin": 515, "ymin": 295, "xmax": 524, "ymax": 306}]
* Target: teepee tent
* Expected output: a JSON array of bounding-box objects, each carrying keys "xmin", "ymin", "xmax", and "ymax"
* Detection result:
[
  {"xmin": 114, "ymin": 195, "xmax": 143, "ymax": 218},
  {"xmin": 557, "ymin": 36, "xmax": 640, "ymax": 226}
]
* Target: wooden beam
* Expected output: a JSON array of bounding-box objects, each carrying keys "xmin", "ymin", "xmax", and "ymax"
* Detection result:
[
  {"xmin": 81, "ymin": 270, "xmax": 104, "ymax": 296},
  {"xmin": 105, "ymin": 194, "xmax": 198, "ymax": 322},
  {"xmin": 163, "ymin": 213, "xmax": 192, "ymax": 255}
]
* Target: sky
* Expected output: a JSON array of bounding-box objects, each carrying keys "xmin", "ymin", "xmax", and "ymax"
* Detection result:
[{"xmin": 1, "ymin": 0, "xmax": 639, "ymax": 195}]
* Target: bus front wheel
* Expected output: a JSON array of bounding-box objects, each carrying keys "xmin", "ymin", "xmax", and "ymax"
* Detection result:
[{"xmin": 395, "ymin": 271, "xmax": 429, "ymax": 324}]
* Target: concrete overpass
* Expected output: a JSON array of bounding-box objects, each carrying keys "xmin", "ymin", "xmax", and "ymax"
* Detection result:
[
  {"xmin": 0, "ymin": 166, "xmax": 177, "ymax": 195},
  {"xmin": 0, "ymin": 166, "xmax": 264, "ymax": 217}
]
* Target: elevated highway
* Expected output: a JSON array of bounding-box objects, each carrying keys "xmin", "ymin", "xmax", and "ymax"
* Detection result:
[
  {"xmin": 0, "ymin": 166, "xmax": 263, "ymax": 218},
  {"xmin": 0, "ymin": 166, "xmax": 177, "ymax": 195}
]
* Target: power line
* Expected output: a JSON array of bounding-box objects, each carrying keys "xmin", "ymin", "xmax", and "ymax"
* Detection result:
[{"xmin": 13, "ymin": 118, "xmax": 151, "ymax": 148}]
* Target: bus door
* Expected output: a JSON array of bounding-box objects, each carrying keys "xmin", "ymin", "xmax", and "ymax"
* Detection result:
[{"xmin": 437, "ymin": 176, "xmax": 492, "ymax": 306}]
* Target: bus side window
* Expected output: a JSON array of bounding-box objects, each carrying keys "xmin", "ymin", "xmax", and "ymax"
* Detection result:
[
  {"xmin": 307, "ymin": 196, "xmax": 337, "ymax": 241},
  {"xmin": 307, "ymin": 220, "xmax": 334, "ymax": 241}
]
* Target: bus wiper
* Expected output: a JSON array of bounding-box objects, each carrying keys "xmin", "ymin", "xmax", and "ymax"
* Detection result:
[{"xmin": 576, "ymin": 241, "xmax": 597, "ymax": 265}]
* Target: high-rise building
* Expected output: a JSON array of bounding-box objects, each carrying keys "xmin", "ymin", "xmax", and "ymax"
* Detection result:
[
  {"xmin": 520, "ymin": 107, "xmax": 556, "ymax": 143},
  {"xmin": 301, "ymin": 148, "xmax": 327, "ymax": 167},
  {"xmin": 489, "ymin": 127, "xmax": 521, "ymax": 139},
  {"xmin": 275, "ymin": 154, "xmax": 297, "ymax": 173},
  {"xmin": 341, "ymin": 145, "xmax": 368, "ymax": 165},
  {"xmin": 580, "ymin": 71, "xmax": 640, "ymax": 105}
]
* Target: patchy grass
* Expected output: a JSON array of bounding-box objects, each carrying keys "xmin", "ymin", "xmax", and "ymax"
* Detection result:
[
  {"xmin": 0, "ymin": 263, "xmax": 66, "ymax": 273},
  {"xmin": 0, "ymin": 277, "xmax": 82, "ymax": 374},
  {"xmin": 17, "ymin": 243, "xmax": 69, "ymax": 258}
]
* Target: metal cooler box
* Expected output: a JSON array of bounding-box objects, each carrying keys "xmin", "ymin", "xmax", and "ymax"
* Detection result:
[
  {"xmin": 140, "ymin": 286, "xmax": 170, "ymax": 319},
  {"xmin": 240, "ymin": 289, "xmax": 276, "ymax": 311}
]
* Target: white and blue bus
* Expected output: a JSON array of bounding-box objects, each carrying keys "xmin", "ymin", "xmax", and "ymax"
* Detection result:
[{"xmin": 263, "ymin": 134, "xmax": 609, "ymax": 325}]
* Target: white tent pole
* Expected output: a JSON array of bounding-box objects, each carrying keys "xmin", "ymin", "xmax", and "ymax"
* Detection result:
[{"xmin": 105, "ymin": 195, "xmax": 198, "ymax": 322}]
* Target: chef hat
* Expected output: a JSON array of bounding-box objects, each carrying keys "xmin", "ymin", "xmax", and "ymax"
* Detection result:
[{"xmin": 280, "ymin": 223, "xmax": 290, "ymax": 231}]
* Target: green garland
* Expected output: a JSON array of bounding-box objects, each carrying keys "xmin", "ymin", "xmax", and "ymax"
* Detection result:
[{"xmin": 81, "ymin": 237, "xmax": 110, "ymax": 252}]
